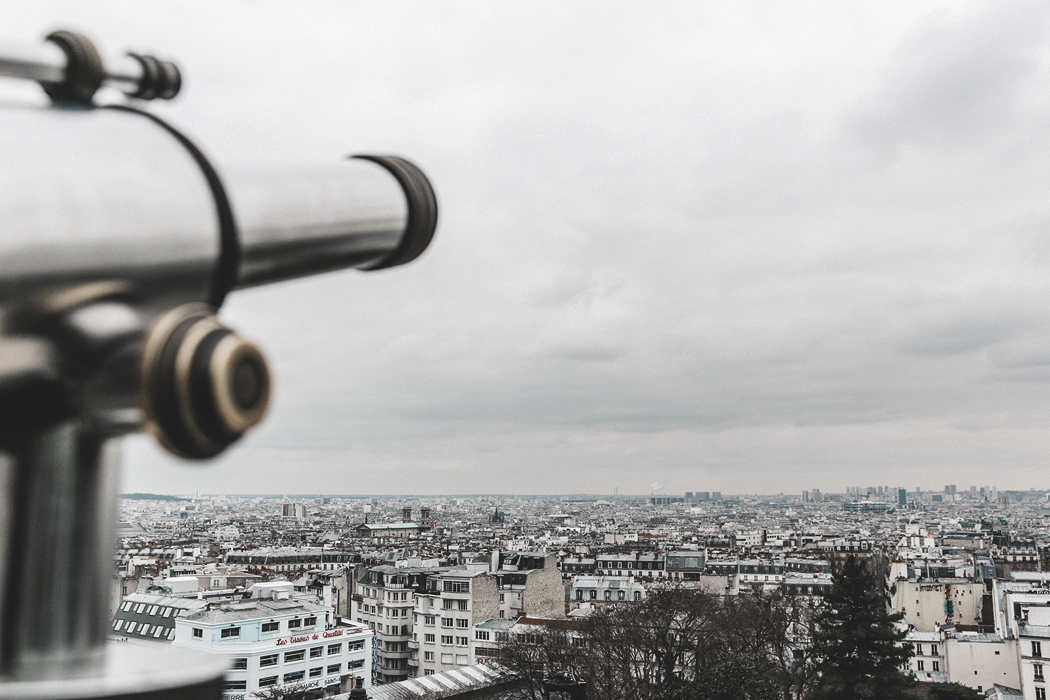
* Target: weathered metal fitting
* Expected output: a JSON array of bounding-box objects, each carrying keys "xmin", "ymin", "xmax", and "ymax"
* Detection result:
[{"xmin": 140, "ymin": 303, "xmax": 270, "ymax": 459}]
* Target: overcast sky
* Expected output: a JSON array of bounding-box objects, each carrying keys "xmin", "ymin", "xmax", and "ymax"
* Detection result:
[{"xmin": 9, "ymin": 2, "xmax": 1050, "ymax": 496}]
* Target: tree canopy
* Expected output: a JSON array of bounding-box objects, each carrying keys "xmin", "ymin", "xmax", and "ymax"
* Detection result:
[{"xmin": 810, "ymin": 555, "xmax": 914, "ymax": 700}]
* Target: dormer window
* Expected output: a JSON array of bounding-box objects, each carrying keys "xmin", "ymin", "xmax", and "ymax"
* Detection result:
[{"xmin": 289, "ymin": 619, "xmax": 302, "ymax": 629}]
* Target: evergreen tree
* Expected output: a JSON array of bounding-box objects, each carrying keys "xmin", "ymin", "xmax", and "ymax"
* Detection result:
[{"xmin": 810, "ymin": 555, "xmax": 913, "ymax": 700}]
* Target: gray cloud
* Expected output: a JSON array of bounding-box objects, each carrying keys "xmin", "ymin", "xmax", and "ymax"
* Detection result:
[{"xmin": 7, "ymin": 1, "xmax": 1050, "ymax": 495}]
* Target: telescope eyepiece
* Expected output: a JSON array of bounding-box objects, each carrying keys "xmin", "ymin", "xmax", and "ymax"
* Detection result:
[{"xmin": 141, "ymin": 304, "xmax": 270, "ymax": 459}]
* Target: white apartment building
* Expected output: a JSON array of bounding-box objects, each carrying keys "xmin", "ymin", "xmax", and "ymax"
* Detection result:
[
  {"xmin": 413, "ymin": 570, "xmax": 498, "ymax": 677},
  {"xmin": 569, "ymin": 575, "xmax": 645, "ymax": 608},
  {"xmin": 355, "ymin": 566, "xmax": 448, "ymax": 683},
  {"xmin": 890, "ymin": 578, "xmax": 985, "ymax": 632},
  {"xmin": 354, "ymin": 552, "xmax": 564, "ymax": 682},
  {"xmin": 173, "ymin": 581, "xmax": 373, "ymax": 700}
]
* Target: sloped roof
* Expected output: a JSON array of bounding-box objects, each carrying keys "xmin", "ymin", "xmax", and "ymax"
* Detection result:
[{"xmin": 362, "ymin": 663, "xmax": 514, "ymax": 700}]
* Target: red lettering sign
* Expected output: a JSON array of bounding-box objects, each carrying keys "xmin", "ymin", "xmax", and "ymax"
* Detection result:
[{"xmin": 322, "ymin": 630, "xmax": 344, "ymax": 639}]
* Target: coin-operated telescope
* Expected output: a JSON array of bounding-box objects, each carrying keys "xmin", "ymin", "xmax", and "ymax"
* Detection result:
[{"xmin": 0, "ymin": 31, "xmax": 437, "ymax": 699}]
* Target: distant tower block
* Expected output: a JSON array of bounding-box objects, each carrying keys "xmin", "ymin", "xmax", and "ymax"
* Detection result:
[{"xmin": 403, "ymin": 506, "xmax": 412, "ymax": 521}]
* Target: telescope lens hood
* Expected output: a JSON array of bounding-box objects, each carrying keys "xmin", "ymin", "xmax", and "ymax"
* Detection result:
[
  {"xmin": 352, "ymin": 155, "xmax": 438, "ymax": 270},
  {"xmin": 140, "ymin": 304, "xmax": 270, "ymax": 459}
]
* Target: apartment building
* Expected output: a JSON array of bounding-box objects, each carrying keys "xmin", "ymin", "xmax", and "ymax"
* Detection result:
[
  {"xmin": 173, "ymin": 581, "xmax": 372, "ymax": 699},
  {"xmin": 354, "ymin": 566, "xmax": 442, "ymax": 683},
  {"xmin": 413, "ymin": 569, "xmax": 497, "ymax": 677},
  {"xmin": 112, "ymin": 592, "xmax": 207, "ymax": 642},
  {"xmin": 353, "ymin": 552, "xmax": 564, "ymax": 682},
  {"xmin": 890, "ymin": 578, "xmax": 985, "ymax": 632},
  {"xmin": 225, "ymin": 547, "xmax": 360, "ymax": 573},
  {"xmin": 594, "ymin": 552, "xmax": 665, "ymax": 577},
  {"xmin": 569, "ymin": 575, "xmax": 645, "ymax": 608}
]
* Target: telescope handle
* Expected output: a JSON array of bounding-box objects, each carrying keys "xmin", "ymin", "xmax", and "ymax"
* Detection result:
[{"xmin": 0, "ymin": 31, "xmax": 180, "ymax": 106}]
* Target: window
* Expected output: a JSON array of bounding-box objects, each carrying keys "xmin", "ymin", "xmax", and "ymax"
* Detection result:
[
  {"xmin": 327, "ymin": 644, "xmax": 342, "ymax": 655},
  {"xmin": 304, "ymin": 616, "xmax": 317, "ymax": 627},
  {"xmin": 589, "ymin": 591, "xmax": 597, "ymax": 600},
  {"xmin": 441, "ymin": 635, "xmax": 454, "ymax": 645},
  {"xmin": 917, "ymin": 661, "xmax": 924, "ymax": 671},
  {"xmin": 262, "ymin": 622, "xmax": 279, "ymax": 633},
  {"xmin": 1036, "ymin": 642, "xmax": 1044, "ymax": 658},
  {"xmin": 349, "ymin": 659, "xmax": 364, "ymax": 669},
  {"xmin": 931, "ymin": 644, "xmax": 938, "ymax": 656},
  {"xmin": 476, "ymin": 631, "xmax": 490, "ymax": 641},
  {"xmin": 224, "ymin": 681, "xmax": 247, "ymax": 691},
  {"xmin": 604, "ymin": 591, "xmax": 611, "ymax": 600},
  {"xmin": 443, "ymin": 581, "xmax": 470, "ymax": 593},
  {"xmin": 310, "ymin": 646, "xmax": 323, "ymax": 658},
  {"xmin": 231, "ymin": 658, "xmax": 247, "ymax": 670},
  {"xmin": 1037, "ymin": 689, "xmax": 1047, "ymax": 700},
  {"xmin": 348, "ymin": 640, "xmax": 364, "ymax": 651},
  {"xmin": 932, "ymin": 661, "xmax": 939, "ymax": 672},
  {"xmin": 442, "ymin": 618, "xmax": 454, "ymax": 628},
  {"xmin": 456, "ymin": 619, "xmax": 469, "ymax": 629},
  {"xmin": 260, "ymin": 654, "xmax": 278, "ymax": 668},
  {"xmin": 327, "ymin": 664, "xmax": 341, "ymax": 675},
  {"xmin": 285, "ymin": 650, "xmax": 305, "ymax": 663},
  {"xmin": 259, "ymin": 676, "xmax": 278, "ymax": 688},
  {"xmin": 576, "ymin": 590, "xmax": 583, "ymax": 601},
  {"xmin": 121, "ymin": 602, "xmax": 132, "ymax": 611},
  {"xmin": 425, "ymin": 634, "xmax": 436, "ymax": 643},
  {"xmin": 915, "ymin": 644, "xmax": 923, "ymax": 656},
  {"xmin": 288, "ymin": 619, "xmax": 302, "ymax": 629},
  {"xmin": 618, "ymin": 591, "xmax": 626, "ymax": 601},
  {"xmin": 425, "ymin": 615, "xmax": 435, "ymax": 625},
  {"xmin": 456, "ymin": 636, "xmax": 468, "ymax": 646},
  {"xmin": 425, "ymin": 670, "xmax": 435, "ymax": 676},
  {"xmin": 458, "ymin": 600, "xmax": 468, "ymax": 611},
  {"xmin": 153, "ymin": 627, "xmax": 164, "ymax": 638},
  {"xmin": 283, "ymin": 671, "xmax": 304, "ymax": 683},
  {"xmin": 425, "ymin": 651, "xmax": 434, "ymax": 661},
  {"xmin": 220, "ymin": 627, "xmax": 240, "ymax": 639},
  {"xmin": 443, "ymin": 599, "xmax": 454, "ymax": 610},
  {"xmin": 309, "ymin": 667, "xmax": 323, "ymax": 678},
  {"xmin": 192, "ymin": 628, "xmax": 202, "ymax": 638},
  {"xmin": 1038, "ymin": 664, "xmax": 1046, "ymax": 682},
  {"xmin": 634, "ymin": 591, "xmax": 642, "ymax": 601},
  {"xmin": 113, "ymin": 620, "xmax": 124, "ymax": 631}
]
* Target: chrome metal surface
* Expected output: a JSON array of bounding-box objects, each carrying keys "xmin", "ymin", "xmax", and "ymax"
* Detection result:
[
  {"xmin": 0, "ymin": 67, "xmax": 435, "ymax": 698},
  {"xmin": 0, "ymin": 106, "xmax": 218, "ymax": 312},
  {"xmin": 0, "ymin": 42, "xmax": 65, "ymax": 84},
  {"xmin": 0, "ymin": 41, "xmax": 157, "ymax": 99},
  {"xmin": 225, "ymin": 158, "xmax": 409, "ymax": 288},
  {"xmin": 0, "ymin": 642, "xmax": 226, "ymax": 699},
  {"xmin": 0, "ymin": 424, "xmax": 119, "ymax": 681}
]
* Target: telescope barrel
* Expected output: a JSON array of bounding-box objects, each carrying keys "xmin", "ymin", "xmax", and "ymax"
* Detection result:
[
  {"xmin": 0, "ymin": 105, "xmax": 436, "ymax": 312},
  {"xmin": 225, "ymin": 156, "xmax": 427, "ymax": 290}
]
